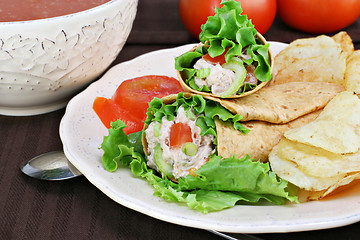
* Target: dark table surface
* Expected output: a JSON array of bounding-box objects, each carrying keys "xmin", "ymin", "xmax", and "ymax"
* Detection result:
[{"xmin": 1, "ymin": 1, "xmax": 360, "ymax": 239}]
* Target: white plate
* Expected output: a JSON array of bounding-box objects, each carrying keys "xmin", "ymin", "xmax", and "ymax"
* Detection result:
[{"xmin": 59, "ymin": 42, "xmax": 360, "ymax": 233}]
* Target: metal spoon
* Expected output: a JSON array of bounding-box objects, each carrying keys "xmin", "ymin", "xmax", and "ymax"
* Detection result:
[
  {"xmin": 208, "ymin": 230, "xmax": 264, "ymax": 240},
  {"xmin": 20, "ymin": 151, "xmax": 82, "ymax": 180}
]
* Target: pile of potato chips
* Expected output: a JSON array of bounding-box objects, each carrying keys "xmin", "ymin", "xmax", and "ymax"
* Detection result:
[{"xmin": 268, "ymin": 31, "xmax": 360, "ymax": 200}]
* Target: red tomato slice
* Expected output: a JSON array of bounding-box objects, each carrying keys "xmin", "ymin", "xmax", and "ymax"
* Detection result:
[
  {"xmin": 202, "ymin": 54, "xmax": 226, "ymax": 65},
  {"xmin": 93, "ymin": 97, "xmax": 143, "ymax": 134},
  {"xmin": 169, "ymin": 122, "xmax": 193, "ymax": 148},
  {"xmin": 93, "ymin": 75, "xmax": 183, "ymax": 135},
  {"xmin": 112, "ymin": 75, "xmax": 182, "ymax": 121},
  {"xmin": 202, "ymin": 49, "xmax": 228, "ymax": 65}
]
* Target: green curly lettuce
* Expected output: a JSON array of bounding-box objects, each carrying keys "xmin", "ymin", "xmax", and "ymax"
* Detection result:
[
  {"xmin": 101, "ymin": 120, "xmax": 144, "ymax": 172},
  {"xmin": 100, "ymin": 93, "xmax": 298, "ymax": 213}
]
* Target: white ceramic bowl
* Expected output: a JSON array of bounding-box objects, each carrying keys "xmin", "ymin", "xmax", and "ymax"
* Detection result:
[{"xmin": 0, "ymin": 0, "xmax": 138, "ymax": 116}]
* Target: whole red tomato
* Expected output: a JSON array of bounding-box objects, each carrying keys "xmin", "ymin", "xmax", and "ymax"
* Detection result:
[
  {"xmin": 277, "ymin": 0, "xmax": 360, "ymax": 34},
  {"xmin": 178, "ymin": 0, "xmax": 277, "ymax": 39}
]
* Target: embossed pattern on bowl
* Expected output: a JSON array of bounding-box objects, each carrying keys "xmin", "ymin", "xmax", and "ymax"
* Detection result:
[{"xmin": 0, "ymin": 0, "xmax": 138, "ymax": 116}]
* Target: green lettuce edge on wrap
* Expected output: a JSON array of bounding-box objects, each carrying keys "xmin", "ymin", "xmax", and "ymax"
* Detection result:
[
  {"xmin": 100, "ymin": 93, "xmax": 298, "ymax": 213},
  {"xmin": 175, "ymin": 0, "xmax": 272, "ymax": 93}
]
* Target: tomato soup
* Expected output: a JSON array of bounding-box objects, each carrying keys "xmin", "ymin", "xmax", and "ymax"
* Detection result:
[{"xmin": 0, "ymin": 0, "xmax": 111, "ymax": 22}]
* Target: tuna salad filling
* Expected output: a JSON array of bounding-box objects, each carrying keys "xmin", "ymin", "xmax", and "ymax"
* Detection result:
[
  {"xmin": 193, "ymin": 56, "xmax": 258, "ymax": 96},
  {"xmin": 145, "ymin": 106, "xmax": 215, "ymax": 179}
]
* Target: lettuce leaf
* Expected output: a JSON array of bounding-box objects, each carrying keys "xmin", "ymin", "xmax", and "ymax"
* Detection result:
[
  {"xmin": 174, "ymin": 45, "xmax": 208, "ymax": 89},
  {"xmin": 199, "ymin": 0, "xmax": 257, "ymax": 59},
  {"xmin": 100, "ymin": 93, "xmax": 298, "ymax": 213},
  {"xmin": 178, "ymin": 155, "xmax": 298, "ymax": 205},
  {"xmin": 101, "ymin": 120, "xmax": 144, "ymax": 172}
]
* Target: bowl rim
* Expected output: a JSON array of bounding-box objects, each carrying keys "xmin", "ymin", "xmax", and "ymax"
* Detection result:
[{"xmin": 0, "ymin": 0, "xmax": 131, "ymax": 25}]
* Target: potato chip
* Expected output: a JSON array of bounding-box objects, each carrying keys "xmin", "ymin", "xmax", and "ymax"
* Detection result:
[
  {"xmin": 306, "ymin": 173, "xmax": 360, "ymax": 200},
  {"xmin": 345, "ymin": 50, "xmax": 360, "ymax": 94},
  {"xmin": 284, "ymin": 91, "xmax": 360, "ymax": 154},
  {"xmin": 269, "ymin": 91, "xmax": 360, "ymax": 199},
  {"xmin": 271, "ymin": 35, "xmax": 346, "ymax": 86},
  {"xmin": 269, "ymin": 139, "xmax": 360, "ymax": 194},
  {"xmin": 331, "ymin": 31, "xmax": 354, "ymax": 59},
  {"xmin": 269, "ymin": 139, "xmax": 348, "ymax": 192},
  {"xmin": 276, "ymin": 139, "xmax": 360, "ymax": 178}
]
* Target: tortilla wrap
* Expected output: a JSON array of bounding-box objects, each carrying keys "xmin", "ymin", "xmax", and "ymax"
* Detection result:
[
  {"xmin": 145, "ymin": 92, "xmax": 323, "ymax": 163},
  {"xmin": 216, "ymin": 110, "xmax": 321, "ymax": 162},
  {"xmin": 213, "ymin": 81, "xmax": 344, "ymax": 123},
  {"xmin": 177, "ymin": 32, "xmax": 273, "ymax": 99}
]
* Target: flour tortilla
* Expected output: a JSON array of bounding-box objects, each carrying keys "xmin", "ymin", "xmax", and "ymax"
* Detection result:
[
  {"xmin": 216, "ymin": 110, "xmax": 320, "ymax": 162},
  {"xmin": 153, "ymin": 80, "xmax": 340, "ymax": 163},
  {"xmin": 213, "ymin": 81, "xmax": 344, "ymax": 123}
]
